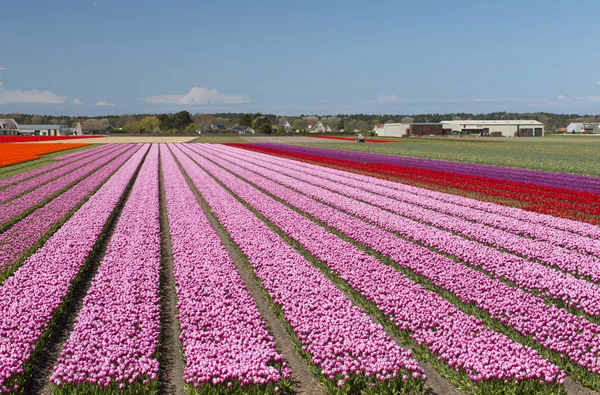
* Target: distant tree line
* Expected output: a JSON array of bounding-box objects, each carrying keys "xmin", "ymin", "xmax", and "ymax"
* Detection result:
[{"xmin": 2, "ymin": 111, "xmax": 597, "ymax": 134}]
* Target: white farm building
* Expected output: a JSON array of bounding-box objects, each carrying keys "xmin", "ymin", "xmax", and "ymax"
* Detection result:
[
  {"xmin": 378, "ymin": 123, "xmax": 411, "ymax": 137},
  {"xmin": 440, "ymin": 120, "xmax": 544, "ymax": 137},
  {"xmin": 18, "ymin": 124, "xmax": 68, "ymax": 136}
]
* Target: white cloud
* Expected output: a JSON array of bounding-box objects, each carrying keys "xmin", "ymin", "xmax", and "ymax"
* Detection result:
[
  {"xmin": 73, "ymin": 98, "xmax": 83, "ymax": 105},
  {"xmin": 376, "ymin": 94, "xmax": 401, "ymax": 103},
  {"xmin": 557, "ymin": 95, "xmax": 568, "ymax": 100},
  {"xmin": 0, "ymin": 67, "xmax": 6, "ymax": 71},
  {"xmin": 96, "ymin": 100, "xmax": 114, "ymax": 107},
  {"xmin": 0, "ymin": 82, "xmax": 65, "ymax": 104},
  {"xmin": 143, "ymin": 86, "xmax": 248, "ymax": 105}
]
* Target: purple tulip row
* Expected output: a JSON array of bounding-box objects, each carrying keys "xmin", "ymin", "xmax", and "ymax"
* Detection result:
[
  {"xmin": 170, "ymin": 145, "xmax": 426, "ymax": 394},
  {"xmin": 0, "ymin": 144, "xmax": 140, "ymax": 280},
  {"xmin": 160, "ymin": 146, "xmax": 290, "ymax": 392},
  {"xmin": 180, "ymin": 145, "xmax": 565, "ymax": 390},
  {"xmin": 218, "ymin": 145, "xmax": 600, "ymax": 254},
  {"xmin": 51, "ymin": 145, "xmax": 161, "ymax": 393},
  {"xmin": 0, "ymin": 145, "xmax": 148, "ymax": 394},
  {"xmin": 207, "ymin": 146, "xmax": 600, "ymax": 316},
  {"xmin": 187, "ymin": 144, "xmax": 600, "ymax": 384},
  {"xmin": 0, "ymin": 144, "xmax": 133, "ymax": 227},
  {"xmin": 254, "ymin": 143, "xmax": 600, "ymax": 194},
  {"xmin": 0, "ymin": 144, "xmax": 112, "ymax": 189},
  {"xmin": 0, "ymin": 144, "xmax": 123, "ymax": 203}
]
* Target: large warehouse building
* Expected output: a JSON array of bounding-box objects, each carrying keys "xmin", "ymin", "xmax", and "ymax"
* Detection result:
[
  {"xmin": 440, "ymin": 120, "xmax": 544, "ymax": 137},
  {"xmin": 378, "ymin": 123, "xmax": 410, "ymax": 137}
]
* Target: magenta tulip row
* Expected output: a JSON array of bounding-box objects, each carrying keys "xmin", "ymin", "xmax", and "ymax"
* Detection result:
[
  {"xmin": 51, "ymin": 145, "xmax": 161, "ymax": 393},
  {"xmin": 160, "ymin": 146, "xmax": 290, "ymax": 391},
  {"xmin": 0, "ymin": 144, "xmax": 134, "ymax": 227},
  {"xmin": 0, "ymin": 144, "xmax": 122, "ymax": 203},
  {"xmin": 180, "ymin": 145, "xmax": 565, "ymax": 389},
  {"xmin": 215, "ymin": 147, "xmax": 600, "ymax": 260},
  {"xmin": 188, "ymin": 145, "xmax": 600, "ymax": 380},
  {"xmin": 170, "ymin": 145, "xmax": 425, "ymax": 393},
  {"xmin": 208, "ymin": 146, "xmax": 600, "ymax": 316},
  {"xmin": 0, "ymin": 144, "xmax": 112, "ymax": 189},
  {"xmin": 0, "ymin": 145, "xmax": 148, "ymax": 394},
  {"xmin": 0, "ymin": 145, "xmax": 139, "ymax": 279}
]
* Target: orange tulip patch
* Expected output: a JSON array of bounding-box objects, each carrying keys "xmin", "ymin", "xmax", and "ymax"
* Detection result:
[{"xmin": 0, "ymin": 143, "xmax": 88, "ymax": 167}]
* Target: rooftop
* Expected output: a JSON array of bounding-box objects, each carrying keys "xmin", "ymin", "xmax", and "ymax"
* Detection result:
[
  {"xmin": 440, "ymin": 120, "xmax": 543, "ymax": 125},
  {"xmin": 18, "ymin": 124, "xmax": 66, "ymax": 129}
]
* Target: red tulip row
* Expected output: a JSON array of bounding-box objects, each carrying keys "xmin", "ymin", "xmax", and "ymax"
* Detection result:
[
  {"xmin": 229, "ymin": 144, "xmax": 600, "ymax": 224},
  {"xmin": 189, "ymin": 144, "xmax": 600, "ymax": 390},
  {"xmin": 0, "ymin": 146, "xmax": 148, "ymax": 394},
  {"xmin": 181, "ymin": 144, "xmax": 564, "ymax": 393},
  {"xmin": 170, "ymin": 144, "xmax": 426, "ymax": 395}
]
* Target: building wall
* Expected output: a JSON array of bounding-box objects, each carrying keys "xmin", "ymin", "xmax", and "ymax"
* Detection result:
[
  {"xmin": 440, "ymin": 121, "xmax": 544, "ymax": 137},
  {"xmin": 381, "ymin": 123, "xmax": 410, "ymax": 137}
]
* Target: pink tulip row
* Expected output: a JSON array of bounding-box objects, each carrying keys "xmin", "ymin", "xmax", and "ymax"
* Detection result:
[
  {"xmin": 188, "ymin": 145, "xmax": 600, "ymax": 385},
  {"xmin": 0, "ymin": 144, "xmax": 111, "ymax": 189},
  {"xmin": 52, "ymin": 144, "xmax": 110, "ymax": 161},
  {"xmin": 0, "ymin": 144, "xmax": 140, "ymax": 280},
  {"xmin": 51, "ymin": 145, "xmax": 161, "ymax": 393},
  {"xmin": 170, "ymin": 145, "xmax": 426, "ymax": 394},
  {"xmin": 204, "ymin": 146, "xmax": 600, "ymax": 317},
  {"xmin": 0, "ymin": 144, "xmax": 122, "ymax": 203},
  {"xmin": 180, "ymin": 145, "xmax": 565, "ymax": 391},
  {"xmin": 160, "ymin": 146, "xmax": 290, "ymax": 393},
  {"xmin": 0, "ymin": 144, "xmax": 134, "ymax": 227},
  {"xmin": 0, "ymin": 145, "xmax": 148, "ymax": 394},
  {"xmin": 215, "ymin": 145, "xmax": 600, "ymax": 249}
]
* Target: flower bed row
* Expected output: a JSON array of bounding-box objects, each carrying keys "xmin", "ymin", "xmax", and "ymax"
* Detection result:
[
  {"xmin": 190, "ymin": 144, "xmax": 600, "ymax": 389},
  {"xmin": 160, "ymin": 145, "xmax": 291, "ymax": 394},
  {"xmin": 308, "ymin": 136, "xmax": 397, "ymax": 142},
  {"xmin": 0, "ymin": 145, "xmax": 139, "ymax": 282},
  {"xmin": 211, "ymin": 146, "xmax": 600, "ymax": 313},
  {"xmin": 0, "ymin": 145, "xmax": 110, "ymax": 189},
  {"xmin": 51, "ymin": 145, "xmax": 161, "ymax": 394},
  {"xmin": 0, "ymin": 144, "xmax": 122, "ymax": 203},
  {"xmin": 0, "ymin": 145, "xmax": 133, "ymax": 229},
  {"xmin": 220, "ymin": 145, "xmax": 600, "ymax": 249},
  {"xmin": 251, "ymin": 143, "xmax": 600, "ymax": 195},
  {"xmin": 0, "ymin": 145, "xmax": 148, "ymax": 394},
  {"xmin": 52, "ymin": 144, "xmax": 109, "ymax": 161},
  {"xmin": 0, "ymin": 143, "xmax": 88, "ymax": 167},
  {"xmin": 230, "ymin": 144, "xmax": 600, "ymax": 224},
  {"xmin": 180, "ymin": 144, "xmax": 565, "ymax": 393},
  {"xmin": 170, "ymin": 144, "xmax": 426, "ymax": 394}
]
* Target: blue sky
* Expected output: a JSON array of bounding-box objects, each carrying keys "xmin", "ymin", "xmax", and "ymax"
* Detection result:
[{"xmin": 1, "ymin": 0, "xmax": 599, "ymax": 116}]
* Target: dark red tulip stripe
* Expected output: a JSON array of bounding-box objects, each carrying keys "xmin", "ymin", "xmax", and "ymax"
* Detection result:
[
  {"xmin": 0, "ymin": 145, "xmax": 148, "ymax": 394},
  {"xmin": 0, "ymin": 144, "xmax": 134, "ymax": 228},
  {"xmin": 217, "ymin": 145, "xmax": 600, "ymax": 251},
  {"xmin": 188, "ymin": 144, "xmax": 600, "ymax": 388},
  {"xmin": 0, "ymin": 144, "xmax": 111, "ymax": 189},
  {"xmin": 0, "ymin": 144, "xmax": 140, "ymax": 281},
  {"xmin": 160, "ymin": 146, "xmax": 291, "ymax": 394},
  {"xmin": 229, "ymin": 144, "xmax": 600, "ymax": 224},
  {"xmin": 0, "ymin": 144, "xmax": 123, "ymax": 203},
  {"xmin": 170, "ymin": 145, "xmax": 426, "ymax": 394},
  {"xmin": 51, "ymin": 145, "xmax": 161, "ymax": 394},
  {"xmin": 180, "ymin": 145, "xmax": 565, "ymax": 393},
  {"xmin": 207, "ymin": 145, "xmax": 600, "ymax": 315}
]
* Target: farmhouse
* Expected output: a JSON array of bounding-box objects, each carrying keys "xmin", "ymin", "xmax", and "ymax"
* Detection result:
[
  {"xmin": 278, "ymin": 118, "xmax": 292, "ymax": 131},
  {"xmin": 440, "ymin": 120, "xmax": 544, "ymax": 137},
  {"xmin": 75, "ymin": 121, "xmax": 112, "ymax": 135},
  {"xmin": 0, "ymin": 119, "xmax": 19, "ymax": 136},
  {"xmin": 18, "ymin": 124, "xmax": 68, "ymax": 136},
  {"xmin": 232, "ymin": 126, "xmax": 255, "ymax": 134},
  {"xmin": 307, "ymin": 120, "xmax": 329, "ymax": 133}
]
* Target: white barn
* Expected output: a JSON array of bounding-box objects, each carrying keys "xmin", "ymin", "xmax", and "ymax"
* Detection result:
[
  {"xmin": 379, "ymin": 123, "xmax": 410, "ymax": 137},
  {"xmin": 567, "ymin": 123, "xmax": 599, "ymax": 134},
  {"xmin": 440, "ymin": 120, "xmax": 544, "ymax": 137}
]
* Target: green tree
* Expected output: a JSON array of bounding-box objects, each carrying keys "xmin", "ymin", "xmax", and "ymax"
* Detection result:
[
  {"xmin": 253, "ymin": 117, "xmax": 272, "ymax": 133},
  {"xmin": 292, "ymin": 119, "xmax": 306, "ymax": 130},
  {"xmin": 276, "ymin": 124, "xmax": 285, "ymax": 134},
  {"xmin": 401, "ymin": 116, "xmax": 414, "ymax": 123},
  {"xmin": 239, "ymin": 114, "xmax": 253, "ymax": 127},
  {"xmin": 184, "ymin": 123, "xmax": 198, "ymax": 134}
]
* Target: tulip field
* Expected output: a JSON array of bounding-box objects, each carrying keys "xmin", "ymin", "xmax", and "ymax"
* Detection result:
[{"xmin": 1, "ymin": 142, "xmax": 600, "ymax": 394}]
